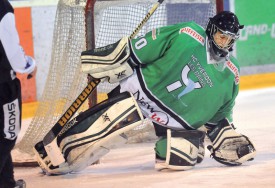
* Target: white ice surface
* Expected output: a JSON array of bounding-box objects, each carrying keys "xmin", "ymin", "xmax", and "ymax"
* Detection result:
[{"xmin": 14, "ymin": 87, "xmax": 275, "ymax": 188}]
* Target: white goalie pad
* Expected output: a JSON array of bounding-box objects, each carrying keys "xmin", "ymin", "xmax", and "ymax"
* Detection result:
[
  {"xmin": 156, "ymin": 129, "xmax": 205, "ymax": 171},
  {"xmin": 33, "ymin": 92, "xmax": 144, "ymax": 175},
  {"xmin": 81, "ymin": 37, "xmax": 133, "ymax": 83}
]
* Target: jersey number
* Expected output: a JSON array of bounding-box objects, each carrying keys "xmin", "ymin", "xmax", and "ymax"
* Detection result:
[{"xmin": 135, "ymin": 38, "xmax": 147, "ymax": 50}]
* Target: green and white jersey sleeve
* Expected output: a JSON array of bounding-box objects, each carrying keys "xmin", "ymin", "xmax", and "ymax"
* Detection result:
[{"xmin": 120, "ymin": 22, "xmax": 240, "ymax": 130}]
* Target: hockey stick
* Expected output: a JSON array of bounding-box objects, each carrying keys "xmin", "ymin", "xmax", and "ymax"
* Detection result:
[
  {"xmin": 41, "ymin": 0, "xmax": 165, "ymax": 166},
  {"xmin": 129, "ymin": 0, "xmax": 164, "ymax": 40}
]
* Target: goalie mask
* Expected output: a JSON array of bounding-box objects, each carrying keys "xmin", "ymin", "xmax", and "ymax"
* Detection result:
[{"xmin": 206, "ymin": 11, "xmax": 244, "ymax": 60}]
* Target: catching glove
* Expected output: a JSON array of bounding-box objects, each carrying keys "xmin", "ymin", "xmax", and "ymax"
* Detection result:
[{"xmin": 206, "ymin": 119, "xmax": 256, "ymax": 166}]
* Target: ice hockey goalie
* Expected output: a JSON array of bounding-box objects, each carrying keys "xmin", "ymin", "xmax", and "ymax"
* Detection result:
[{"xmin": 33, "ymin": 92, "xmax": 144, "ymax": 175}]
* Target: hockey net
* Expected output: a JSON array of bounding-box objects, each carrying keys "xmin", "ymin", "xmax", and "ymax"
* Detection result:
[{"xmin": 16, "ymin": 0, "xmax": 222, "ymax": 156}]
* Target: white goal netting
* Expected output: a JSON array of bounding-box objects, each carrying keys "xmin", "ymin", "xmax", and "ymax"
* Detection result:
[{"xmin": 16, "ymin": 0, "xmax": 218, "ymax": 155}]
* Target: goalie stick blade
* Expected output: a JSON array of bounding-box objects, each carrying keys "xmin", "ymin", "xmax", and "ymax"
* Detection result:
[{"xmin": 43, "ymin": 79, "xmax": 100, "ymax": 147}]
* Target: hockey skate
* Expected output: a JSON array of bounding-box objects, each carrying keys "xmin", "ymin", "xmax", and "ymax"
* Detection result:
[{"xmin": 14, "ymin": 179, "xmax": 26, "ymax": 188}]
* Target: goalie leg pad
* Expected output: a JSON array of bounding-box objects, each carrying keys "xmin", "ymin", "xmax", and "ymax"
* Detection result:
[
  {"xmin": 34, "ymin": 92, "xmax": 144, "ymax": 175},
  {"xmin": 197, "ymin": 132, "xmax": 205, "ymax": 164},
  {"xmin": 34, "ymin": 137, "xmax": 123, "ymax": 175},
  {"xmin": 206, "ymin": 119, "xmax": 256, "ymax": 166},
  {"xmin": 155, "ymin": 129, "xmax": 205, "ymax": 171},
  {"xmin": 81, "ymin": 37, "xmax": 133, "ymax": 83}
]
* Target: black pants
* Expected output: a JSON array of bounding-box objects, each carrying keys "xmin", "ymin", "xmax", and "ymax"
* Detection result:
[
  {"xmin": 0, "ymin": 78, "xmax": 22, "ymax": 188},
  {"xmin": 0, "ymin": 140, "xmax": 16, "ymax": 188},
  {"xmin": 108, "ymin": 85, "xmax": 168, "ymax": 137}
]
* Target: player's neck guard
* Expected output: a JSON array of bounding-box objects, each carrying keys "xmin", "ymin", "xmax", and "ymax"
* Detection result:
[{"xmin": 206, "ymin": 38, "xmax": 228, "ymax": 71}]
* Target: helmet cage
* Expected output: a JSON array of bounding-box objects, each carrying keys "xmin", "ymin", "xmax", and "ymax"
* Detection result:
[{"xmin": 209, "ymin": 22, "xmax": 240, "ymax": 52}]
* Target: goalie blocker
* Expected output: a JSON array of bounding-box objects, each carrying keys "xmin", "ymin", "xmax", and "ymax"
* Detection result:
[
  {"xmin": 81, "ymin": 37, "xmax": 136, "ymax": 84},
  {"xmin": 33, "ymin": 92, "xmax": 144, "ymax": 175}
]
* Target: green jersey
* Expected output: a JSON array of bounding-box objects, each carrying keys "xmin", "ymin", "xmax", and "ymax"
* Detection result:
[{"xmin": 120, "ymin": 22, "xmax": 240, "ymax": 130}]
